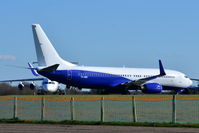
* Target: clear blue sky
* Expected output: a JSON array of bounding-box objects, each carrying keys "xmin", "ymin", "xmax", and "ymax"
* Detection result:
[{"xmin": 0, "ymin": 0, "xmax": 199, "ymax": 81}]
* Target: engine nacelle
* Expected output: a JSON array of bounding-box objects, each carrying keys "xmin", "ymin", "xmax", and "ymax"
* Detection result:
[
  {"xmin": 18, "ymin": 83, "xmax": 24, "ymax": 90},
  {"xmin": 30, "ymin": 82, "xmax": 36, "ymax": 90},
  {"xmin": 142, "ymin": 83, "xmax": 163, "ymax": 94}
]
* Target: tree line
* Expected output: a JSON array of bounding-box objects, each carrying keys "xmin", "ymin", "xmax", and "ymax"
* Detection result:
[{"xmin": 0, "ymin": 83, "xmax": 34, "ymax": 95}]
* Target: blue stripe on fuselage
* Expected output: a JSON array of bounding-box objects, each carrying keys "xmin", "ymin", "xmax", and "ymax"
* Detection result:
[
  {"xmin": 38, "ymin": 70, "xmax": 131, "ymax": 89},
  {"xmin": 37, "ymin": 70, "xmax": 187, "ymax": 91}
]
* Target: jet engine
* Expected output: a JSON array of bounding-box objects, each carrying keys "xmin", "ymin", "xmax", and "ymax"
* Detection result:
[
  {"xmin": 18, "ymin": 82, "xmax": 24, "ymax": 90},
  {"xmin": 30, "ymin": 82, "xmax": 36, "ymax": 90},
  {"xmin": 142, "ymin": 83, "xmax": 163, "ymax": 93}
]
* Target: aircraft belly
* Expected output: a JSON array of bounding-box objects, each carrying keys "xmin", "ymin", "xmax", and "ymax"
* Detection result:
[{"xmin": 70, "ymin": 71, "xmax": 130, "ymax": 89}]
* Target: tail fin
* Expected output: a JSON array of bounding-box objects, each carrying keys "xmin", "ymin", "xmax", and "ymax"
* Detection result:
[
  {"xmin": 32, "ymin": 24, "xmax": 76, "ymax": 68},
  {"xmin": 28, "ymin": 63, "xmax": 40, "ymax": 76}
]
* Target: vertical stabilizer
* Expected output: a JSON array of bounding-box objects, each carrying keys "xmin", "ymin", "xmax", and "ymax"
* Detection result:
[
  {"xmin": 28, "ymin": 62, "xmax": 40, "ymax": 76},
  {"xmin": 32, "ymin": 24, "xmax": 76, "ymax": 68}
]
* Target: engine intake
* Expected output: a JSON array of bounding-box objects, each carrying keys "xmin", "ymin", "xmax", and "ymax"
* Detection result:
[
  {"xmin": 18, "ymin": 83, "xmax": 24, "ymax": 90},
  {"xmin": 30, "ymin": 83, "xmax": 36, "ymax": 90}
]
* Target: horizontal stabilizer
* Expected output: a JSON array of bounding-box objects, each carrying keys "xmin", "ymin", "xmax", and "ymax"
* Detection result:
[{"xmin": 38, "ymin": 64, "xmax": 59, "ymax": 72}]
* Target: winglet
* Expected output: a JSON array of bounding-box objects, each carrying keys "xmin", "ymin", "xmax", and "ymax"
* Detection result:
[
  {"xmin": 159, "ymin": 60, "xmax": 166, "ymax": 76},
  {"xmin": 28, "ymin": 63, "xmax": 40, "ymax": 76}
]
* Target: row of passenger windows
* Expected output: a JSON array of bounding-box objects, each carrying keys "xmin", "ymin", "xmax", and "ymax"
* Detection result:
[{"xmin": 78, "ymin": 73, "xmax": 175, "ymax": 78}]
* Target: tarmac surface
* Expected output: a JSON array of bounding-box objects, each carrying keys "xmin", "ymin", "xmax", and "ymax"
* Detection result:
[{"xmin": 0, "ymin": 124, "xmax": 199, "ymax": 133}]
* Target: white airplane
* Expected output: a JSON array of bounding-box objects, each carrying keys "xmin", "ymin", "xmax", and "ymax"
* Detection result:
[
  {"xmin": 0, "ymin": 78, "xmax": 60, "ymax": 94},
  {"xmin": 30, "ymin": 24, "xmax": 194, "ymax": 94},
  {"xmin": 0, "ymin": 63, "xmax": 61, "ymax": 95}
]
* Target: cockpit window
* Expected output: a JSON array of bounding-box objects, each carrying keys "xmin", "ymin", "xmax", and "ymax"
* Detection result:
[
  {"xmin": 48, "ymin": 82, "xmax": 55, "ymax": 84},
  {"xmin": 184, "ymin": 76, "xmax": 188, "ymax": 78},
  {"xmin": 43, "ymin": 82, "xmax": 55, "ymax": 84}
]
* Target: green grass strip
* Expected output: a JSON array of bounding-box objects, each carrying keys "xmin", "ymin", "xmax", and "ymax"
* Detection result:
[{"xmin": 0, "ymin": 119, "xmax": 199, "ymax": 128}]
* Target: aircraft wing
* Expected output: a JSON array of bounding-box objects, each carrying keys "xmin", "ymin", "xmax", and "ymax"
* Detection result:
[
  {"xmin": 190, "ymin": 78, "xmax": 199, "ymax": 81},
  {"xmin": 121, "ymin": 74, "xmax": 164, "ymax": 87},
  {"xmin": 120, "ymin": 60, "xmax": 166, "ymax": 87},
  {"xmin": 0, "ymin": 78, "xmax": 44, "ymax": 83}
]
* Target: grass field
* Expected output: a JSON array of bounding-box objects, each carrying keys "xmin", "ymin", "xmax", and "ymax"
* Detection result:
[
  {"xmin": 0, "ymin": 94, "xmax": 198, "ymax": 100},
  {"xmin": 1, "ymin": 119, "xmax": 199, "ymax": 128},
  {"xmin": 0, "ymin": 94, "xmax": 199, "ymax": 124}
]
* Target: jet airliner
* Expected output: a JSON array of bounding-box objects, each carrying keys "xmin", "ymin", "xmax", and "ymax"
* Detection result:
[
  {"xmin": 0, "ymin": 77, "xmax": 60, "ymax": 94},
  {"xmin": 0, "ymin": 63, "xmax": 61, "ymax": 95},
  {"xmin": 30, "ymin": 24, "xmax": 193, "ymax": 94}
]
